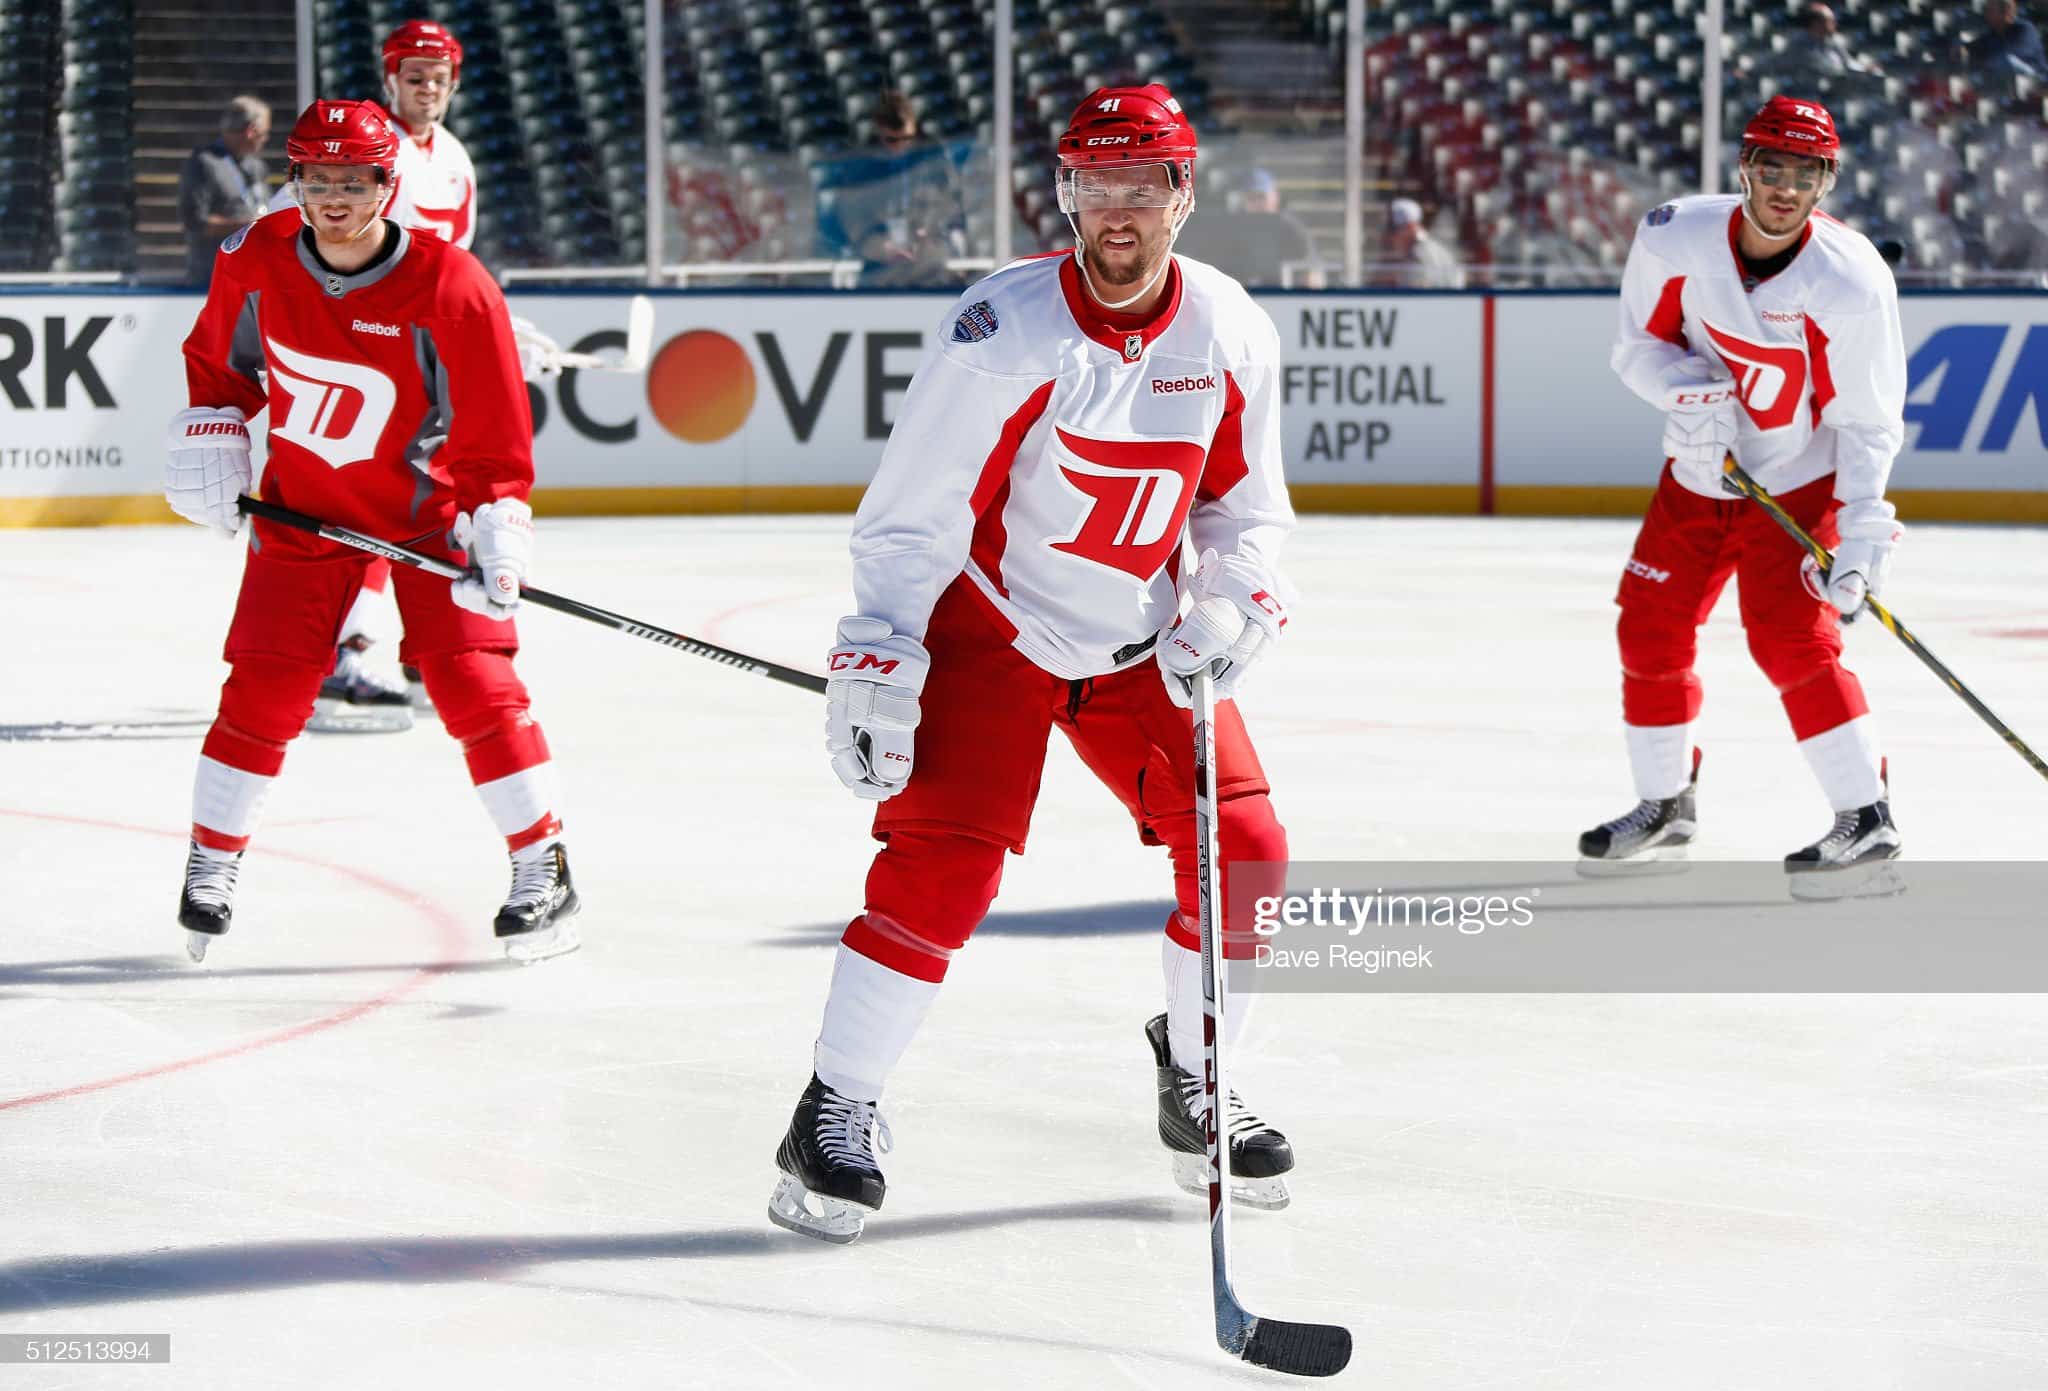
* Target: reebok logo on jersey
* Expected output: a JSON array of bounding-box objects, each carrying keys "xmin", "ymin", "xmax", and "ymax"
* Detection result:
[
  {"xmin": 1759, "ymin": 310, "xmax": 1803, "ymax": 324},
  {"xmin": 352, "ymin": 318, "xmax": 401, "ymax": 337},
  {"xmin": 1151, "ymin": 374, "xmax": 1217, "ymax": 395},
  {"xmin": 1624, "ymin": 558, "xmax": 1671, "ymax": 583}
]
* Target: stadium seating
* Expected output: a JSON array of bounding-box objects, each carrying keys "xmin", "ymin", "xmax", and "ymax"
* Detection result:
[
  {"xmin": 7, "ymin": 0, "xmax": 2039, "ymax": 277},
  {"xmin": 1300, "ymin": 0, "xmax": 2048, "ymax": 279}
]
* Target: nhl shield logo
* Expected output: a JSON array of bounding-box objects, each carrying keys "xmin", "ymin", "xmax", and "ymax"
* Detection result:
[{"xmin": 1123, "ymin": 333, "xmax": 1143, "ymax": 361}]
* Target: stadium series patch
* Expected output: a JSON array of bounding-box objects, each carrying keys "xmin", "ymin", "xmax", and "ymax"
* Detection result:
[
  {"xmin": 952, "ymin": 300, "xmax": 1000, "ymax": 343},
  {"xmin": 222, "ymin": 223, "xmax": 252, "ymax": 253},
  {"xmin": 1646, "ymin": 203, "xmax": 1677, "ymax": 226}
]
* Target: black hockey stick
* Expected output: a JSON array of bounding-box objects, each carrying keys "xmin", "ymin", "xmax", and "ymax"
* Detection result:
[
  {"xmin": 1191, "ymin": 667, "xmax": 1353, "ymax": 1378},
  {"xmin": 236, "ymin": 495, "xmax": 828, "ymax": 695},
  {"xmin": 1719, "ymin": 456, "xmax": 2048, "ymax": 783}
]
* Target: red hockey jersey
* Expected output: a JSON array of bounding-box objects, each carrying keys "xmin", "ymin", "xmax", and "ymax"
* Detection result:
[{"xmin": 183, "ymin": 209, "xmax": 530, "ymax": 556}]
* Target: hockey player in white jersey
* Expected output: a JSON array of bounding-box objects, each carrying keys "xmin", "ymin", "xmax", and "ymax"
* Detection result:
[
  {"xmin": 768, "ymin": 84, "xmax": 1299, "ymax": 1243},
  {"xmin": 1583, "ymin": 95, "xmax": 1907, "ymax": 894}
]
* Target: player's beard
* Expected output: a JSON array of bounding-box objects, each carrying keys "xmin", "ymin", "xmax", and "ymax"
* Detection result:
[
  {"xmin": 1084, "ymin": 217, "xmax": 1171, "ymax": 289},
  {"xmin": 307, "ymin": 202, "xmax": 382, "ymax": 249}
]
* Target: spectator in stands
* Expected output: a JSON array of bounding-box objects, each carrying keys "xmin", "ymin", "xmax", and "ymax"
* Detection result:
[
  {"xmin": 1381, "ymin": 197, "xmax": 1465, "ymax": 288},
  {"xmin": 1173, "ymin": 166, "xmax": 1323, "ymax": 286},
  {"xmin": 1962, "ymin": 0, "xmax": 2046, "ymax": 82},
  {"xmin": 1776, "ymin": 3, "xmax": 1883, "ymax": 82},
  {"xmin": 852, "ymin": 92, "xmax": 967, "ymax": 287},
  {"xmin": 179, "ymin": 96, "xmax": 272, "ymax": 286}
]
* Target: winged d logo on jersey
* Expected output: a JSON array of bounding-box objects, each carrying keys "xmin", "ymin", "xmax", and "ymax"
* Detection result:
[
  {"xmin": 1701, "ymin": 321, "xmax": 1811, "ymax": 431},
  {"xmin": 264, "ymin": 337, "xmax": 398, "ymax": 469},
  {"xmin": 1048, "ymin": 427, "xmax": 1206, "ymax": 581},
  {"xmin": 952, "ymin": 300, "xmax": 999, "ymax": 344}
]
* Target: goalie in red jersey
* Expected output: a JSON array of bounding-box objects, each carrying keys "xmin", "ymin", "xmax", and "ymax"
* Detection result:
[{"xmin": 166, "ymin": 99, "xmax": 580, "ymax": 964}]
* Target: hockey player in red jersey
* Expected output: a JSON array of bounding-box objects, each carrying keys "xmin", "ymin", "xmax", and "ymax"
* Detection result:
[
  {"xmin": 768, "ymin": 84, "xmax": 1298, "ymax": 1243},
  {"xmin": 1582, "ymin": 95, "xmax": 1907, "ymax": 893},
  {"xmin": 280, "ymin": 19, "xmax": 567, "ymax": 727},
  {"xmin": 166, "ymin": 100, "xmax": 580, "ymax": 963}
]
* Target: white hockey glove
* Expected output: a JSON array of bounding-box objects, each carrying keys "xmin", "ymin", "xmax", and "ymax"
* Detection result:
[
  {"xmin": 450, "ymin": 498, "xmax": 534, "ymax": 621},
  {"xmin": 165, "ymin": 405, "xmax": 252, "ymax": 537},
  {"xmin": 1805, "ymin": 498, "xmax": 1902, "ymax": 621},
  {"xmin": 825, "ymin": 616, "xmax": 929, "ymax": 801},
  {"xmin": 1156, "ymin": 549, "xmax": 1287, "ymax": 709},
  {"xmin": 1657, "ymin": 360, "xmax": 1741, "ymax": 473},
  {"xmin": 509, "ymin": 315, "xmax": 562, "ymax": 382}
]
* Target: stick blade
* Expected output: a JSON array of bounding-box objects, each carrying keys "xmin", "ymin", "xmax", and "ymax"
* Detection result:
[{"xmin": 1240, "ymin": 1316, "xmax": 1353, "ymax": 1378}]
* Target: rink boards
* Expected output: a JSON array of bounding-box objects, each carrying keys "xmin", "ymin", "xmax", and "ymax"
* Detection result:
[{"xmin": 0, "ymin": 287, "xmax": 2042, "ymax": 526}]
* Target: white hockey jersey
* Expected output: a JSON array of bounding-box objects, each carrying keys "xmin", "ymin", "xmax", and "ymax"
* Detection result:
[
  {"xmin": 852, "ymin": 251, "xmax": 1294, "ymax": 681},
  {"xmin": 267, "ymin": 108, "xmax": 476, "ymax": 250},
  {"xmin": 1611, "ymin": 194, "xmax": 1905, "ymax": 504}
]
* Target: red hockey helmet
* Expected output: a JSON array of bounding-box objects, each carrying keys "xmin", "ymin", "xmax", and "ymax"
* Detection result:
[
  {"xmin": 1057, "ymin": 83, "xmax": 1197, "ymax": 172},
  {"xmin": 383, "ymin": 18, "xmax": 463, "ymax": 83},
  {"xmin": 1740, "ymin": 95, "xmax": 1841, "ymax": 166},
  {"xmin": 285, "ymin": 99, "xmax": 400, "ymax": 192},
  {"xmin": 1055, "ymin": 83, "xmax": 1198, "ymax": 223}
]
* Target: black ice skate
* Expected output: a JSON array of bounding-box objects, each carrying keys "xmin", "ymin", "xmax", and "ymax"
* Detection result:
[
  {"xmin": 495, "ymin": 842, "xmax": 581, "ymax": 963},
  {"xmin": 1576, "ymin": 748, "xmax": 1700, "ymax": 876},
  {"xmin": 1786, "ymin": 799, "xmax": 1903, "ymax": 901},
  {"xmin": 767, "ymin": 1074, "xmax": 892, "ymax": 1244},
  {"xmin": 179, "ymin": 840, "xmax": 242, "ymax": 964},
  {"xmin": 309, "ymin": 639, "xmax": 414, "ymax": 734},
  {"xmin": 1145, "ymin": 1013, "xmax": 1293, "ymax": 1211}
]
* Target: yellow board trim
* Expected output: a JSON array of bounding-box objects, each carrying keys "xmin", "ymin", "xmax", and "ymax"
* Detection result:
[{"xmin": 4, "ymin": 484, "xmax": 2045, "ymax": 528}]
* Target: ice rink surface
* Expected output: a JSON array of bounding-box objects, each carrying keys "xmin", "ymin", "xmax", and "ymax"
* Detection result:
[{"xmin": 4, "ymin": 513, "xmax": 2048, "ymax": 1389}]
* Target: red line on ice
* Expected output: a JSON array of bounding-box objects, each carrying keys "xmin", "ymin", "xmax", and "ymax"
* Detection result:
[{"xmin": 0, "ymin": 807, "xmax": 468, "ymax": 1112}]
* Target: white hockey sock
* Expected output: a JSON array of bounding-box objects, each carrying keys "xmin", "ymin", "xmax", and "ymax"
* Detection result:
[
  {"xmin": 191, "ymin": 755, "xmax": 273, "ymax": 849},
  {"xmin": 1798, "ymin": 714, "xmax": 1885, "ymax": 812},
  {"xmin": 1624, "ymin": 722, "xmax": 1693, "ymax": 801},
  {"xmin": 1163, "ymin": 931, "xmax": 1254, "ymax": 1076},
  {"xmin": 338, "ymin": 578, "xmax": 398, "ymax": 647},
  {"xmin": 474, "ymin": 764, "xmax": 560, "ymax": 848},
  {"xmin": 813, "ymin": 941, "xmax": 940, "ymax": 1102}
]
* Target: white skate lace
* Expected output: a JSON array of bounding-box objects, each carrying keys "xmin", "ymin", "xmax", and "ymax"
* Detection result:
[
  {"xmin": 1175, "ymin": 1072, "xmax": 1272, "ymax": 1140},
  {"xmin": 185, "ymin": 847, "xmax": 241, "ymax": 909},
  {"xmin": 505, "ymin": 847, "xmax": 561, "ymax": 909},
  {"xmin": 817, "ymin": 1091, "xmax": 893, "ymax": 1170}
]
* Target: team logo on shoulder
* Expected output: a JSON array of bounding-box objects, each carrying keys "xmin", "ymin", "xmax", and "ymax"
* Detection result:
[
  {"xmin": 952, "ymin": 300, "xmax": 1000, "ymax": 344},
  {"xmin": 221, "ymin": 222, "xmax": 252, "ymax": 254},
  {"xmin": 1646, "ymin": 203, "xmax": 1677, "ymax": 226}
]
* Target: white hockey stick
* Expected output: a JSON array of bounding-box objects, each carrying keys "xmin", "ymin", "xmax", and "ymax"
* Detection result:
[
  {"xmin": 549, "ymin": 294, "xmax": 656, "ymax": 372},
  {"xmin": 1191, "ymin": 666, "xmax": 1353, "ymax": 1378}
]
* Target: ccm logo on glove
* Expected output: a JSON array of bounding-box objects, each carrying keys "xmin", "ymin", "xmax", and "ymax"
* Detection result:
[
  {"xmin": 829, "ymin": 651, "xmax": 904, "ymax": 673},
  {"xmin": 1668, "ymin": 387, "xmax": 1736, "ymax": 408}
]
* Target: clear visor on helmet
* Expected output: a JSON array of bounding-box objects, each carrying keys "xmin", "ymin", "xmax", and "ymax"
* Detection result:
[
  {"xmin": 1057, "ymin": 163, "xmax": 1186, "ymax": 214},
  {"xmin": 292, "ymin": 166, "xmax": 388, "ymax": 205}
]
